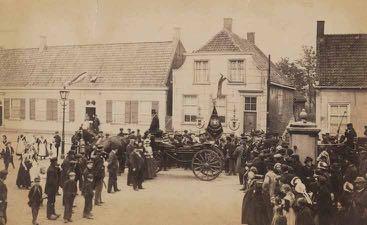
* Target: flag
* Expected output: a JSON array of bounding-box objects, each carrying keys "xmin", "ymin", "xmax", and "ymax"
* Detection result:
[{"xmin": 206, "ymin": 106, "xmax": 223, "ymax": 140}]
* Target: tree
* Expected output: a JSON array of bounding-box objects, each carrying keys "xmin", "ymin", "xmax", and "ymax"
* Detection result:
[{"xmin": 276, "ymin": 45, "xmax": 317, "ymax": 121}]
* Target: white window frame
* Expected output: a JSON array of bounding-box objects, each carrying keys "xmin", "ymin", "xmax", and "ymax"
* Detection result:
[
  {"xmin": 193, "ymin": 60, "xmax": 210, "ymax": 84},
  {"xmin": 138, "ymin": 101, "xmax": 152, "ymax": 125},
  {"xmin": 35, "ymin": 99, "xmax": 47, "ymax": 121},
  {"xmin": 183, "ymin": 95, "xmax": 198, "ymax": 124},
  {"xmin": 244, "ymin": 96, "xmax": 257, "ymax": 112},
  {"xmin": 111, "ymin": 100, "xmax": 125, "ymax": 124},
  {"xmin": 327, "ymin": 103, "xmax": 350, "ymax": 135},
  {"xmin": 10, "ymin": 98, "xmax": 21, "ymax": 120},
  {"xmin": 228, "ymin": 59, "xmax": 245, "ymax": 83}
]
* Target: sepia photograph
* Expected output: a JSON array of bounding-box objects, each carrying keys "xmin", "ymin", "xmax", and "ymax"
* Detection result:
[{"xmin": 0, "ymin": 0, "xmax": 366, "ymax": 224}]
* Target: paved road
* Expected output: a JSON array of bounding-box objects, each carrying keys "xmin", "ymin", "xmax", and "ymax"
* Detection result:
[{"xmin": 2, "ymin": 159, "xmax": 243, "ymax": 225}]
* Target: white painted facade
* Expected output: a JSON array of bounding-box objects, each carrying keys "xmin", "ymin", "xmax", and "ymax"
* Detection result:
[
  {"xmin": 0, "ymin": 88, "xmax": 167, "ymax": 136},
  {"xmin": 172, "ymin": 52, "xmax": 268, "ymax": 135},
  {"xmin": 316, "ymin": 88, "xmax": 367, "ymax": 136}
]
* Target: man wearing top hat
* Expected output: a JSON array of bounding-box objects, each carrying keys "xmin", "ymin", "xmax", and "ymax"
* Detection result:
[
  {"xmin": 149, "ymin": 110, "xmax": 160, "ymax": 135},
  {"xmin": 0, "ymin": 170, "xmax": 8, "ymax": 225},
  {"xmin": 45, "ymin": 157, "xmax": 60, "ymax": 220}
]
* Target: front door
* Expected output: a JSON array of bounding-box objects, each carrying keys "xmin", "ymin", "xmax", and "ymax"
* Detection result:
[
  {"xmin": 243, "ymin": 112, "xmax": 256, "ymax": 133},
  {"xmin": 85, "ymin": 107, "xmax": 96, "ymax": 121}
]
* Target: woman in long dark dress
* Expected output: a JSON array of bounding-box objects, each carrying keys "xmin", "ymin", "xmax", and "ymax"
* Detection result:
[
  {"xmin": 16, "ymin": 146, "xmax": 32, "ymax": 189},
  {"xmin": 242, "ymin": 180, "xmax": 272, "ymax": 225}
]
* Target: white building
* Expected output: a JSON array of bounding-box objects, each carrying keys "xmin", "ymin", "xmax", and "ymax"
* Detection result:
[
  {"xmin": 172, "ymin": 18, "xmax": 295, "ymax": 135},
  {"xmin": 0, "ymin": 31, "xmax": 185, "ymax": 138}
]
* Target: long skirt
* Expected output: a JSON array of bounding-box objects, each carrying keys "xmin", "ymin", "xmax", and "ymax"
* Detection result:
[
  {"xmin": 144, "ymin": 158, "xmax": 157, "ymax": 179},
  {"xmin": 16, "ymin": 162, "xmax": 32, "ymax": 188}
]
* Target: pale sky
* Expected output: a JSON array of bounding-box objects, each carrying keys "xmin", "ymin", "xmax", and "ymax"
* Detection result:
[{"xmin": 0, "ymin": 0, "xmax": 366, "ymax": 61}]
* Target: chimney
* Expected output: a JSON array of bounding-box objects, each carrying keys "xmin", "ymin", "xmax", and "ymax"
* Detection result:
[
  {"xmin": 223, "ymin": 18, "xmax": 232, "ymax": 31},
  {"xmin": 317, "ymin": 21, "xmax": 325, "ymax": 38},
  {"xmin": 173, "ymin": 27, "xmax": 181, "ymax": 41},
  {"xmin": 247, "ymin": 32, "xmax": 255, "ymax": 44},
  {"xmin": 39, "ymin": 35, "xmax": 47, "ymax": 52}
]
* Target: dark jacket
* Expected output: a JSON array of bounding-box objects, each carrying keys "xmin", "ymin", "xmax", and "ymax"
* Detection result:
[
  {"xmin": 93, "ymin": 155, "xmax": 105, "ymax": 183},
  {"xmin": 129, "ymin": 151, "xmax": 144, "ymax": 171},
  {"xmin": 28, "ymin": 184, "xmax": 43, "ymax": 207},
  {"xmin": 149, "ymin": 115, "xmax": 160, "ymax": 133},
  {"xmin": 1, "ymin": 147, "xmax": 13, "ymax": 163},
  {"xmin": 45, "ymin": 165, "xmax": 59, "ymax": 195},
  {"xmin": 82, "ymin": 180, "xmax": 94, "ymax": 198},
  {"xmin": 107, "ymin": 151, "xmax": 119, "ymax": 173},
  {"xmin": 54, "ymin": 135, "xmax": 61, "ymax": 148},
  {"xmin": 63, "ymin": 179, "xmax": 77, "ymax": 199}
]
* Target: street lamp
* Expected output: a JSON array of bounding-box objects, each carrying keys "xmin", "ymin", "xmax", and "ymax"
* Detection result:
[{"xmin": 59, "ymin": 87, "xmax": 70, "ymax": 159}]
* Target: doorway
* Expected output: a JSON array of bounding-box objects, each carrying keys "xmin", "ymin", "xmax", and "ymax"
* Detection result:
[
  {"xmin": 85, "ymin": 107, "xmax": 96, "ymax": 121},
  {"xmin": 243, "ymin": 112, "xmax": 257, "ymax": 133}
]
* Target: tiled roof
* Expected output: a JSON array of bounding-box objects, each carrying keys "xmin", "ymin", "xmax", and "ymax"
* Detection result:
[
  {"xmin": 0, "ymin": 41, "xmax": 180, "ymax": 89},
  {"xmin": 318, "ymin": 34, "xmax": 367, "ymax": 87},
  {"xmin": 195, "ymin": 29, "xmax": 294, "ymax": 88}
]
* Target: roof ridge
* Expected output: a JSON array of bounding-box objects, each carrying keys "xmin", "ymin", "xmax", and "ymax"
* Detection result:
[{"xmin": 1, "ymin": 40, "xmax": 174, "ymax": 51}]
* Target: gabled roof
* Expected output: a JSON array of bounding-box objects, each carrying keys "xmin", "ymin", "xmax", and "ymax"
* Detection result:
[
  {"xmin": 0, "ymin": 40, "xmax": 182, "ymax": 89},
  {"xmin": 195, "ymin": 29, "xmax": 294, "ymax": 89},
  {"xmin": 317, "ymin": 34, "xmax": 367, "ymax": 87}
]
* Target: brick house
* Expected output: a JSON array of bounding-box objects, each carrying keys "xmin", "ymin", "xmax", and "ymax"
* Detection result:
[
  {"xmin": 172, "ymin": 18, "xmax": 295, "ymax": 135},
  {"xmin": 0, "ymin": 31, "xmax": 185, "ymax": 138},
  {"xmin": 316, "ymin": 21, "xmax": 367, "ymax": 136}
]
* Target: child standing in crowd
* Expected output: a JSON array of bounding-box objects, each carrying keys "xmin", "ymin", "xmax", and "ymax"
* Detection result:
[
  {"xmin": 82, "ymin": 173, "xmax": 94, "ymax": 219},
  {"xmin": 28, "ymin": 176, "xmax": 43, "ymax": 225},
  {"xmin": 63, "ymin": 172, "xmax": 77, "ymax": 223}
]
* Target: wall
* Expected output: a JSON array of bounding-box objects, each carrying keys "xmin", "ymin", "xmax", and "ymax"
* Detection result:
[
  {"xmin": 268, "ymin": 85, "xmax": 295, "ymax": 136},
  {"xmin": 316, "ymin": 88, "xmax": 367, "ymax": 136},
  {"xmin": 0, "ymin": 89, "xmax": 167, "ymax": 136},
  {"xmin": 172, "ymin": 52, "xmax": 268, "ymax": 135}
]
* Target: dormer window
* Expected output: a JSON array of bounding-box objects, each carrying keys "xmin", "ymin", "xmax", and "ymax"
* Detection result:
[
  {"xmin": 228, "ymin": 59, "xmax": 245, "ymax": 83},
  {"xmin": 194, "ymin": 60, "xmax": 210, "ymax": 84}
]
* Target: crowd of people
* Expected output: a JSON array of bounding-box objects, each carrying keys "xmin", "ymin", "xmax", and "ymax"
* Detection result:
[
  {"xmin": 0, "ymin": 125, "xmax": 157, "ymax": 225},
  {"xmin": 237, "ymin": 123, "xmax": 367, "ymax": 225}
]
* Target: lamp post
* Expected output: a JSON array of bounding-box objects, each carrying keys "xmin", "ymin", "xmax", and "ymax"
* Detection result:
[{"xmin": 59, "ymin": 87, "xmax": 70, "ymax": 159}]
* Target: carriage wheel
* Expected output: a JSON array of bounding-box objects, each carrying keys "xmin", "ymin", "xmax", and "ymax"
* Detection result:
[
  {"xmin": 192, "ymin": 149, "xmax": 223, "ymax": 181},
  {"xmin": 153, "ymin": 152, "xmax": 163, "ymax": 174}
]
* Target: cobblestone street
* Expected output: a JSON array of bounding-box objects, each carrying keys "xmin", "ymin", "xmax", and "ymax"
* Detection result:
[{"xmin": 3, "ymin": 160, "xmax": 242, "ymax": 225}]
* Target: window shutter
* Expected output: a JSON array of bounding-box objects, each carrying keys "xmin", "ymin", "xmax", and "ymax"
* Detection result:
[
  {"xmin": 152, "ymin": 101, "xmax": 159, "ymax": 115},
  {"xmin": 125, "ymin": 101, "xmax": 131, "ymax": 124},
  {"xmin": 30, "ymin": 98, "xmax": 35, "ymax": 120},
  {"xmin": 52, "ymin": 99, "xmax": 58, "ymax": 121},
  {"xmin": 46, "ymin": 99, "xmax": 52, "ymax": 121},
  {"xmin": 20, "ymin": 98, "xmax": 26, "ymax": 120},
  {"xmin": 4, "ymin": 98, "xmax": 10, "ymax": 119},
  {"xmin": 106, "ymin": 100, "xmax": 112, "ymax": 123},
  {"xmin": 131, "ymin": 101, "xmax": 138, "ymax": 124},
  {"xmin": 69, "ymin": 99, "xmax": 75, "ymax": 122}
]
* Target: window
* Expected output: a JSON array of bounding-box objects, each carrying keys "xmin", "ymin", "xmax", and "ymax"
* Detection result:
[
  {"xmin": 35, "ymin": 99, "xmax": 47, "ymax": 121},
  {"xmin": 328, "ymin": 104, "xmax": 350, "ymax": 134},
  {"xmin": 10, "ymin": 99, "xmax": 21, "ymax": 120},
  {"xmin": 112, "ymin": 101, "xmax": 125, "ymax": 124},
  {"xmin": 217, "ymin": 96, "xmax": 227, "ymax": 123},
  {"xmin": 194, "ymin": 60, "xmax": 209, "ymax": 84},
  {"xmin": 245, "ymin": 97, "xmax": 257, "ymax": 111},
  {"xmin": 139, "ymin": 101, "xmax": 151, "ymax": 125},
  {"xmin": 125, "ymin": 101, "xmax": 138, "ymax": 124},
  {"xmin": 228, "ymin": 59, "xmax": 245, "ymax": 83},
  {"xmin": 183, "ymin": 95, "xmax": 198, "ymax": 123}
]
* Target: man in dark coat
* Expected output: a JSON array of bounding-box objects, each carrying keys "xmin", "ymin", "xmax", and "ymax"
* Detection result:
[
  {"xmin": 350, "ymin": 177, "xmax": 367, "ymax": 225},
  {"xmin": 82, "ymin": 173, "xmax": 94, "ymax": 219},
  {"xmin": 107, "ymin": 149, "xmax": 120, "ymax": 193},
  {"xmin": 44, "ymin": 157, "xmax": 60, "ymax": 220},
  {"xmin": 53, "ymin": 131, "xmax": 61, "ymax": 159},
  {"xmin": 126, "ymin": 139, "xmax": 135, "ymax": 186},
  {"xmin": 1, "ymin": 142, "xmax": 14, "ymax": 170},
  {"xmin": 296, "ymin": 198, "xmax": 315, "ymax": 225},
  {"xmin": 129, "ymin": 147, "xmax": 145, "ymax": 191},
  {"xmin": 0, "ymin": 170, "xmax": 8, "ymax": 225},
  {"xmin": 93, "ymin": 151, "xmax": 105, "ymax": 206},
  {"xmin": 345, "ymin": 123, "xmax": 357, "ymax": 149},
  {"xmin": 149, "ymin": 110, "xmax": 159, "ymax": 134},
  {"xmin": 63, "ymin": 172, "xmax": 77, "ymax": 223},
  {"xmin": 28, "ymin": 176, "xmax": 43, "ymax": 225}
]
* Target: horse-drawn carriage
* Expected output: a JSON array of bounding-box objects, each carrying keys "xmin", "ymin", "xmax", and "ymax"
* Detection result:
[{"xmin": 153, "ymin": 139, "xmax": 224, "ymax": 181}]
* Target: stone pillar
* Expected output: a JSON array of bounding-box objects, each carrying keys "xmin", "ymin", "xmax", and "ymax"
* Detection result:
[{"xmin": 287, "ymin": 109, "xmax": 320, "ymax": 163}]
